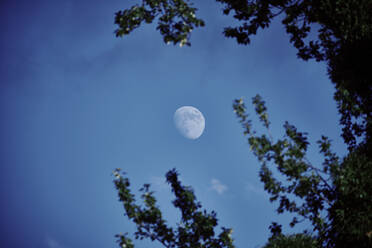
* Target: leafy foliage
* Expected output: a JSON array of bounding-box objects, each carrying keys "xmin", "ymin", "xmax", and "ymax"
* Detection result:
[
  {"xmin": 217, "ymin": 0, "xmax": 372, "ymax": 149},
  {"xmin": 262, "ymin": 233, "xmax": 318, "ymax": 248},
  {"xmin": 326, "ymin": 145, "xmax": 372, "ymax": 247},
  {"xmin": 217, "ymin": 0, "xmax": 372, "ymax": 57},
  {"xmin": 233, "ymin": 95, "xmax": 372, "ymax": 247},
  {"xmin": 114, "ymin": 0, "xmax": 204, "ymax": 47},
  {"xmin": 113, "ymin": 168, "xmax": 235, "ymax": 248}
]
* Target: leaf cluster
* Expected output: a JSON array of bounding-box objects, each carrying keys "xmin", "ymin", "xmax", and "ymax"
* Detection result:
[
  {"xmin": 114, "ymin": 0, "xmax": 204, "ymax": 47},
  {"xmin": 326, "ymin": 146, "xmax": 372, "ymax": 247},
  {"xmin": 233, "ymin": 95, "xmax": 372, "ymax": 247},
  {"xmin": 234, "ymin": 96, "xmax": 337, "ymax": 236},
  {"xmin": 218, "ymin": 0, "xmax": 372, "ymax": 151},
  {"xmin": 113, "ymin": 168, "xmax": 235, "ymax": 248},
  {"xmin": 216, "ymin": 0, "xmax": 372, "ymax": 64},
  {"xmin": 262, "ymin": 233, "xmax": 318, "ymax": 248}
]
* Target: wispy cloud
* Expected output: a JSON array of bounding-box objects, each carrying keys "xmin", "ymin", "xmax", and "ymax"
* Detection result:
[
  {"xmin": 45, "ymin": 236, "xmax": 66, "ymax": 248},
  {"xmin": 245, "ymin": 182, "xmax": 266, "ymax": 196},
  {"xmin": 149, "ymin": 176, "xmax": 168, "ymax": 191},
  {"xmin": 210, "ymin": 178, "xmax": 228, "ymax": 195}
]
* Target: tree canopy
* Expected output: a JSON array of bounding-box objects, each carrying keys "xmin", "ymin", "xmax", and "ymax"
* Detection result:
[
  {"xmin": 262, "ymin": 233, "xmax": 318, "ymax": 248},
  {"xmin": 233, "ymin": 95, "xmax": 372, "ymax": 247},
  {"xmin": 113, "ymin": 168, "xmax": 235, "ymax": 248}
]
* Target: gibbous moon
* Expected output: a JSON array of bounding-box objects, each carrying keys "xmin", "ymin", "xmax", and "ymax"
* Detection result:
[{"xmin": 174, "ymin": 106, "xmax": 205, "ymax": 139}]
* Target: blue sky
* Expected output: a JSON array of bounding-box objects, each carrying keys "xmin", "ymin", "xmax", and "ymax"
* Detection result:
[{"xmin": 0, "ymin": 1, "xmax": 347, "ymax": 247}]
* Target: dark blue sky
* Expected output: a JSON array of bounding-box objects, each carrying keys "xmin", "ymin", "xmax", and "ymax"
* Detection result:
[{"xmin": 0, "ymin": 1, "xmax": 347, "ymax": 247}]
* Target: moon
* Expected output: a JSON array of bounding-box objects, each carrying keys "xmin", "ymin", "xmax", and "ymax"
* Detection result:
[{"xmin": 174, "ymin": 106, "xmax": 205, "ymax": 139}]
